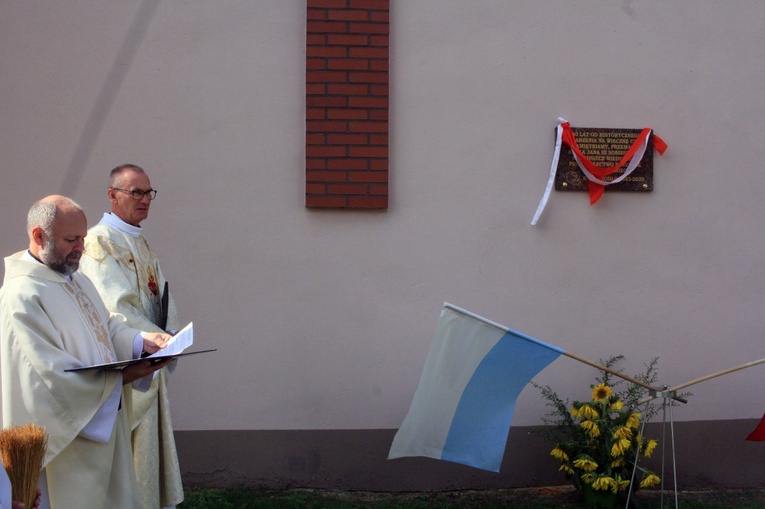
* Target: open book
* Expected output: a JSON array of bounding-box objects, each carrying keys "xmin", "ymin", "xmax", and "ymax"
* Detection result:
[{"xmin": 65, "ymin": 322, "xmax": 215, "ymax": 372}]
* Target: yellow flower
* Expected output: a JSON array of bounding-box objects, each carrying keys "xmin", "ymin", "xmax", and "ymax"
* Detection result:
[
  {"xmin": 573, "ymin": 457, "xmax": 598, "ymax": 472},
  {"xmin": 626, "ymin": 412, "xmax": 641, "ymax": 429},
  {"xmin": 535, "ymin": 359, "xmax": 665, "ymax": 501},
  {"xmin": 610, "ymin": 437, "xmax": 631, "ymax": 457},
  {"xmin": 550, "ymin": 447, "xmax": 569, "ymax": 461},
  {"xmin": 613, "ymin": 426, "xmax": 633, "ymax": 440},
  {"xmin": 592, "ymin": 475, "xmax": 615, "ymax": 491},
  {"xmin": 643, "ymin": 439, "xmax": 658, "ymax": 458},
  {"xmin": 580, "ymin": 420, "xmax": 600, "ymax": 438},
  {"xmin": 578, "ymin": 404, "xmax": 599, "ymax": 420},
  {"xmin": 612, "ymin": 474, "xmax": 630, "ymax": 493},
  {"xmin": 640, "ymin": 473, "xmax": 661, "ymax": 488},
  {"xmin": 592, "ymin": 383, "xmax": 612, "ymax": 402}
]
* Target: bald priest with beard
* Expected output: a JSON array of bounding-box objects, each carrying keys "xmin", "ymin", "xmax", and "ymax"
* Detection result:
[{"xmin": 0, "ymin": 195, "xmax": 173, "ymax": 509}]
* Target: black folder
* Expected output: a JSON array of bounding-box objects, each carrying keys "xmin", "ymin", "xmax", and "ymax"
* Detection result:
[
  {"xmin": 159, "ymin": 281, "xmax": 169, "ymax": 330},
  {"xmin": 64, "ymin": 348, "xmax": 217, "ymax": 372}
]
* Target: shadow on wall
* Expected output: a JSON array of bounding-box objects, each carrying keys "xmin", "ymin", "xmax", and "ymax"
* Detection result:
[{"xmin": 61, "ymin": 0, "xmax": 161, "ymax": 197}]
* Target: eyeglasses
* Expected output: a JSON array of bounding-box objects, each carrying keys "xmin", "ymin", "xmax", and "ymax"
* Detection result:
[{"xmin": 111, "ymin": 187, "xmax": 158, "ymax": 200}]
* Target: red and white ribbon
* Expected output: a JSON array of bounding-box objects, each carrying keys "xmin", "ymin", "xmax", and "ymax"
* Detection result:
[{"xmin": 531, "ymin": 118, "xmax": 667, "ymax": 225}]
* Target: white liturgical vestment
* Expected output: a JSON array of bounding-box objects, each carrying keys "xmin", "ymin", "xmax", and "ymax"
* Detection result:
[
  {"xmin": 0, "ymin": 252, "xmax": 144, "ymax": 509},
  {"xmin": 81, "ymin": 212, "xmax": 184, "ymax": 509}
]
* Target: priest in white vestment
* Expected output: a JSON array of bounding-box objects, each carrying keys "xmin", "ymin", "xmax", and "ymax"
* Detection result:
[
  {"xmin": 0, "ymin": 196, "xmax": 173, "ymax": 509},
  {"xmin": 80, "ymin": 164, "xmax": 183, "ymax": 509}
]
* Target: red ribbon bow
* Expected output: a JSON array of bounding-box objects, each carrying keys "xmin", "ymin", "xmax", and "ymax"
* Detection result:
[{"xmin": 560, "ymin": 122, "xmax": 668, "ymax": 204}]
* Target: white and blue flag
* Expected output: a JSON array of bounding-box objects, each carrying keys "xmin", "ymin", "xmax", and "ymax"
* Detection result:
[{"xmin": 388, "ymin": 303, "xmax": 564, "ymax": 472}]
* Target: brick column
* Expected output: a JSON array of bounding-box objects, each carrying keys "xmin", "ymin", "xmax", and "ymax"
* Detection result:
[{"xmin": 305, "ymin": 0, "xmax": 389, "ymax": 209}]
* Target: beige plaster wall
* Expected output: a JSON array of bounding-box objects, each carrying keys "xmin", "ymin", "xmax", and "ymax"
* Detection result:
[{"xmin": 1, "ymin": 0, "xmax": 763, "ymax": 445}]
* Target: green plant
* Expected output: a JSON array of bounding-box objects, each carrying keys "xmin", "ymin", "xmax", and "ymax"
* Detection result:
[{"xmin": 532, "ymin": 355, "xmax": 684, "ymax": 508}]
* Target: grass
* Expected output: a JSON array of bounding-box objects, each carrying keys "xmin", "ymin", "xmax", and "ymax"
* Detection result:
[{"xmin": 178, "ymin": 486, "xmax": 765, "ymax": 509}]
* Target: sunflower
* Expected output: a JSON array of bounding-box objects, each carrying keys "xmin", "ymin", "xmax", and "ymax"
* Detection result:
[
  {"xmin": 591, "ymin": 475, "xmax": 615, "ymax": 491},
  {"xmin": 592, "ymin": 383, "xmax": 612, "ymax": 402},
  {"xmin": 613, "ymin": 426, "xmax": 633, "ymax": 440},
  {"xmin": 612, "ymin": 474, "xmax": 630, "ymax": 494},
  {"xmin": 580, "ymin": 472, "xmax": 596, "ymax": 484},
  {"xmin": 573, "ymin": 457, "xmax": 598, "ymax": 472},
  {"xmin": 610, "ymin": 458, "xmax": 626, "ymax": 468},
  {"xmin": 550, "ymin": 446, "xmax": 569, "ymax": 461},
  {"xmin": 610, "ymin": 437, "xmax": 631, "ymax": 457},
  {"xmin": 580, "ymin": 420, "xmax": 601, "ymax": 438},
  {"xmin": 640, "ymin": 473, "xmax": 661, "ymax": 488},
  {"xmin": 533, "ymin": 355, "xmax": 668, "ymax": 500},
  {"xmin": 642, "ymin": 439, "xmax": 658, "ymax": 458},
  {"xmin": 577, "ymin": 404, "xmax": 599, "ymax": 420}
]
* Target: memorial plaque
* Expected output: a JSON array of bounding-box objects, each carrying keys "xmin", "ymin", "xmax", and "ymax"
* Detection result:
[{"xmin": 555, "ymin": 127, "xmax": 654, "ymax": 193}]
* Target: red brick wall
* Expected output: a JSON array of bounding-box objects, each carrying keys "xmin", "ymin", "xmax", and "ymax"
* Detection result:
[{"xmin": 305, "ymin": 0, "xmax": 389, "ymax": 209}]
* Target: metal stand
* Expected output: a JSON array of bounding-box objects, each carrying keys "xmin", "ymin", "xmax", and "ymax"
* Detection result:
[{"xmin": 625, "ymin": 388, "xmax": 681, "ymax": 509}]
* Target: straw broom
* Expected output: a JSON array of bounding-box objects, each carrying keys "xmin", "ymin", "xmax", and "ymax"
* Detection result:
[{"xmin": 0, "ymin": 423, "xmax": 47, "ymax": 509}]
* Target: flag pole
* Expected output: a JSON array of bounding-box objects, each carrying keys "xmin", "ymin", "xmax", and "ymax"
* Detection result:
[
  {"xmin": 443, "ymin": 303, "xmax": 686, "ymax": 403},
  {"xmin": 561, "ymin": 352, "xmax": 687, "ymax": 404},
  {"xmin": 562, "ymin": 351, "xmax": 656, "ymax": 392},
  {"xmin": 670, "ymin": 357, "xmax": 765, "ymax": 392}
]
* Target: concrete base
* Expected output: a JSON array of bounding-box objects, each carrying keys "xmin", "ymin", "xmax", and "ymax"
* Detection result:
[{"xmin": 175, "ymin": 419, "xmax": 765, "ymax": 491}]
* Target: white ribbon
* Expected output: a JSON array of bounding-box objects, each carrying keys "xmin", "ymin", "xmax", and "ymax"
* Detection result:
[
  {"xmin": 571, "ymin": 133, "xmax": 650, "ymax": 186},
  {"xmin": 530, "ymin": 118, "xmax": 566, "ymax": 226}
]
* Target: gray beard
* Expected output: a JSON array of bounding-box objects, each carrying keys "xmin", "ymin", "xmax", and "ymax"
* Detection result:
[{"xmin": 39, "ymin": 244, "xmax": 80, "ymax": 276}]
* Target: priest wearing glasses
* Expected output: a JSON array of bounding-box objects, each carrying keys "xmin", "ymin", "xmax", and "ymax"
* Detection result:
[{"xmin": 80, "ymin": 164, "xmax": 184, "ymax": 509}]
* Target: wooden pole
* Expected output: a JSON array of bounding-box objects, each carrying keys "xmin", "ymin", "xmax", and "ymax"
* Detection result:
[
  {"xmin": 564, "ymin": 352, "xmax": 658, "ymax": 391},
  {"xmin": 564, "ymin": 352, "xmax": 688, "ymax": 404},
  {"xmin": 671, "ymin": 357, "xmax": 765, "ymax": 392}
]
